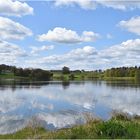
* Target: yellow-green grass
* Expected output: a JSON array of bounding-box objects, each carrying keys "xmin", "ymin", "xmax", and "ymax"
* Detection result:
[
  {"xmin": 52, "ymin": 72, "xmax": 101, "ymax": 81},
  {"xmin": 103, "ymin": 77, "xmax": 135, "ymax": 81},
  {"xmin": 0, "ymin": 73, "xmax": 28, "ymax": 80}
]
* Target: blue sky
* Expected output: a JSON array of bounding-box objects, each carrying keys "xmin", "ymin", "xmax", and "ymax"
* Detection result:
[{"xmin": 0, "ymin": 0, "xmax": 140, "ymax": 70}]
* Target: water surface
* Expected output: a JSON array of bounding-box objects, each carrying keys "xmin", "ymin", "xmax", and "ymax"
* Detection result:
[{"xmin": 0, "ymin": 80, "xmax": 140, "ymax": 134}]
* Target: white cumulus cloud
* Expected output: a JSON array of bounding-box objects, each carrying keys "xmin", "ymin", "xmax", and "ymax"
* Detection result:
[
  {"xmin": 55, "ymin": 0, "xmax": 97, "ymax": 10},
  {"xmin": 27, "ymin": 39, "xmax": 140, "ymax": 70},
  {"xmin": 119, "ymin": 16, "xmax": 140, "ymax": 36},
  {"xmin": 31, "ymin": 45, "xmax": 54, "ymax": 54},
  {"xmin": 0, "ymin": 16, "xmax": 32, "ymax": 40},
  {"xmin": 37, "ymin": 27, "xmax": 100, "ymax": 44},
  {"xmin": 0, "ymin": 0, "xmax": 33, "ymax": 17},
  {"xmin": 97, "ymin": 0, "xmax": 140, "ymax": 11},
  {"xmin": 54, "ymin": 0, "xmax": 140, "ymax": 11},
  {"xmin": 0, "ymin": 40, "xmax": 27, "ymax": 65}
]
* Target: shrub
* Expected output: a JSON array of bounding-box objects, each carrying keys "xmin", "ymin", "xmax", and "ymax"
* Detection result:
[{"xmin": 97, "ymin": 121, "xmax": 130, "ymax": 138}]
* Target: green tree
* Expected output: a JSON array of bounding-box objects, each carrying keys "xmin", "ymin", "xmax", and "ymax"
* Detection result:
[
  {"xmin": 69, "ymin": 73, "xmax": 75, "ymax": 80},
  {"xmin": 135, "ymin": 69, "xmax": 140, "ymax": 81},
  {"xmin": 62, "ymin": 66, "xmax": 70, "ymax": 74}
]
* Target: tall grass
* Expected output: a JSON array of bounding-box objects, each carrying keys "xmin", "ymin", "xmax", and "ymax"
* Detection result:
[{"xmin": 1, "ymin": 113, "xmax": 140, "ymax": 139}]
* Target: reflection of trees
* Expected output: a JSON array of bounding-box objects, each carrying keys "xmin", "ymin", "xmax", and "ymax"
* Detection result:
[
  {"xmin": 135, "ymin": 79, "xmax": 140, "ymax": 84},
  {"xmin": 72, "ymin": 81, "xmax": 85, "ymax": 85},
  {"xmin": 105, "ymin": 80, "xmax": 140, "ymax": 89},
  {"xmin": 0, "ymin": 80, "xmax": 51, "ymax": 91},
  {"xmin": 0, "ymin": 79, "xmax": 140, "ymax": 91},
  {"xmin": 61, "ymin": 81, "xmax": 87, "ymax": 89},
  {"xmin": 92, "ymin": 80, "xmax": 102, "ymax": 86},
  {"xmin": 62, "ymin": 81, "xmax": 70, "ymax": 90}
]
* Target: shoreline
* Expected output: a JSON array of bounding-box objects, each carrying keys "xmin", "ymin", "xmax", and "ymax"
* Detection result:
[{"xmin": 1, "ymin": 113, "xmax": 140, "ymax": 139}]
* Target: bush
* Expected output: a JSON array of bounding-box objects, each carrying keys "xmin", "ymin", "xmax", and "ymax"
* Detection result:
[
  {"xmin": 69, "ymin": 74, "xmax": 75, "ymax": 80},
  {"xmin": 97, "ymin": 121, "xmax": 131, "ymax": 138},
  {"xmin": 111, "ymin": 112, "xmax": 130, "ymax": 121}
]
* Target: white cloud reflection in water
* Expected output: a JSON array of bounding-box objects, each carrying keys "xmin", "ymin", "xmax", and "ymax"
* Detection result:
[{"xmin": 0, "ymin": 81, "xmax": 140, "ymax": 134}]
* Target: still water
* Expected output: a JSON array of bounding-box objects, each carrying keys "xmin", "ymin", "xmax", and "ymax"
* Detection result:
[{"xmin": 0, "ymin": 80, "xmax": 140, "ymax": 134}]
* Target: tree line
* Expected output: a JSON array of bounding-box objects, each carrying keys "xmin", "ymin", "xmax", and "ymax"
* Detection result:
[
  {"xmin": 0, "ymin": 64, "xmax": 140, "ymax": 80},
  {"xmin": 60, "ymin": 66, "xmax": 140, "ymax": 80},
  {"xmin": 104, "ymin": 66, "xmax": 140, "ymax": 79},
  {"xmin": 0, "ymin": 64, "xmax": 53, "ymax": 80}
]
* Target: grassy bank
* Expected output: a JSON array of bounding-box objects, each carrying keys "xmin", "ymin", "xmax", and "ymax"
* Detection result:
[
  {"xmin": 1, "ymin": 114, "xmax": 140, "ymax": 139},
  {"xmin": 53, "ymin": 72, "xmax": 135, "ymax": 81},
  {"xmin": 103, "ymin": 77, "xmax": 135, "ymax": 81},
  {"xmin": 0, "ymin": 73, "xmax": 16, "ymax": 79},
  {"xmin": 53, "ymin": 72, "xmax": 102, "ymax": 81},
  {"xmin": 0, "ymin": 73, "xmax": 27, "ymax": 79}
]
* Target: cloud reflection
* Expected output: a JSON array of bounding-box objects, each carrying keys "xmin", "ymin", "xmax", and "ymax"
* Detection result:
[{"xmin": 0, "ymin": 81, "xmax": 140, "ymax": 134}]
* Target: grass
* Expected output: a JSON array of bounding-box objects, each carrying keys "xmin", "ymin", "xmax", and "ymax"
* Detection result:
[
  {"xmin": 0, "ymin": 73, "xmax": 15, "ymax": 79},
  {"xmin": 0, "ymin": 73, "xmax": 26, "ymax": 79},
  {"xmin": 103, "ymin": 76, "xmax": 135, "ymax": 81},
  {"xmin": 0, "ymin": 127, "xmax": 46, "ymax": 139},
  {"xmin": 52, "ymin": 72, "xmax": 136, "ymax": 81},
  {"xmin": 52, "ymin": 72, "xmax": 101, "ymax": 81},
  {"xmin": 1, "ymin": 113, "xmax": 140, "ymax": 139}
]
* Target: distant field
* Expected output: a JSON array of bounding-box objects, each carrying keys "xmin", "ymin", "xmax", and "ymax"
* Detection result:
[
  {"xmin": 52, "ymin": 71, "xmax": 102, "ymax": 81},
  {"xmin": 103, "ymin": 77, "xmax": 135, "ymax": 81},
  {"xmin": 52, "ymin": 72, "xmax": 136, "ymax": 81},
  {"xmin": 0, "ymin": 73, "xmax": 26, "ymax": 79},
  {"xmin": 0, "ymin": 73, "xmax": 15, "ymax": 79}
]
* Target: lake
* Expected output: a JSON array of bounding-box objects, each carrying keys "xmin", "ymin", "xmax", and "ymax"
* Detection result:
[{"xmin": 0, "ymin": 80, "xmax": 140, "ymax": 134}]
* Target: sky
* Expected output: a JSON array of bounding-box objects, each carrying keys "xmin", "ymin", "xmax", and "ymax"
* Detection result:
[{"xmin": 0, "ymin": 0, "xmax": 140, "ymax": 70}]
